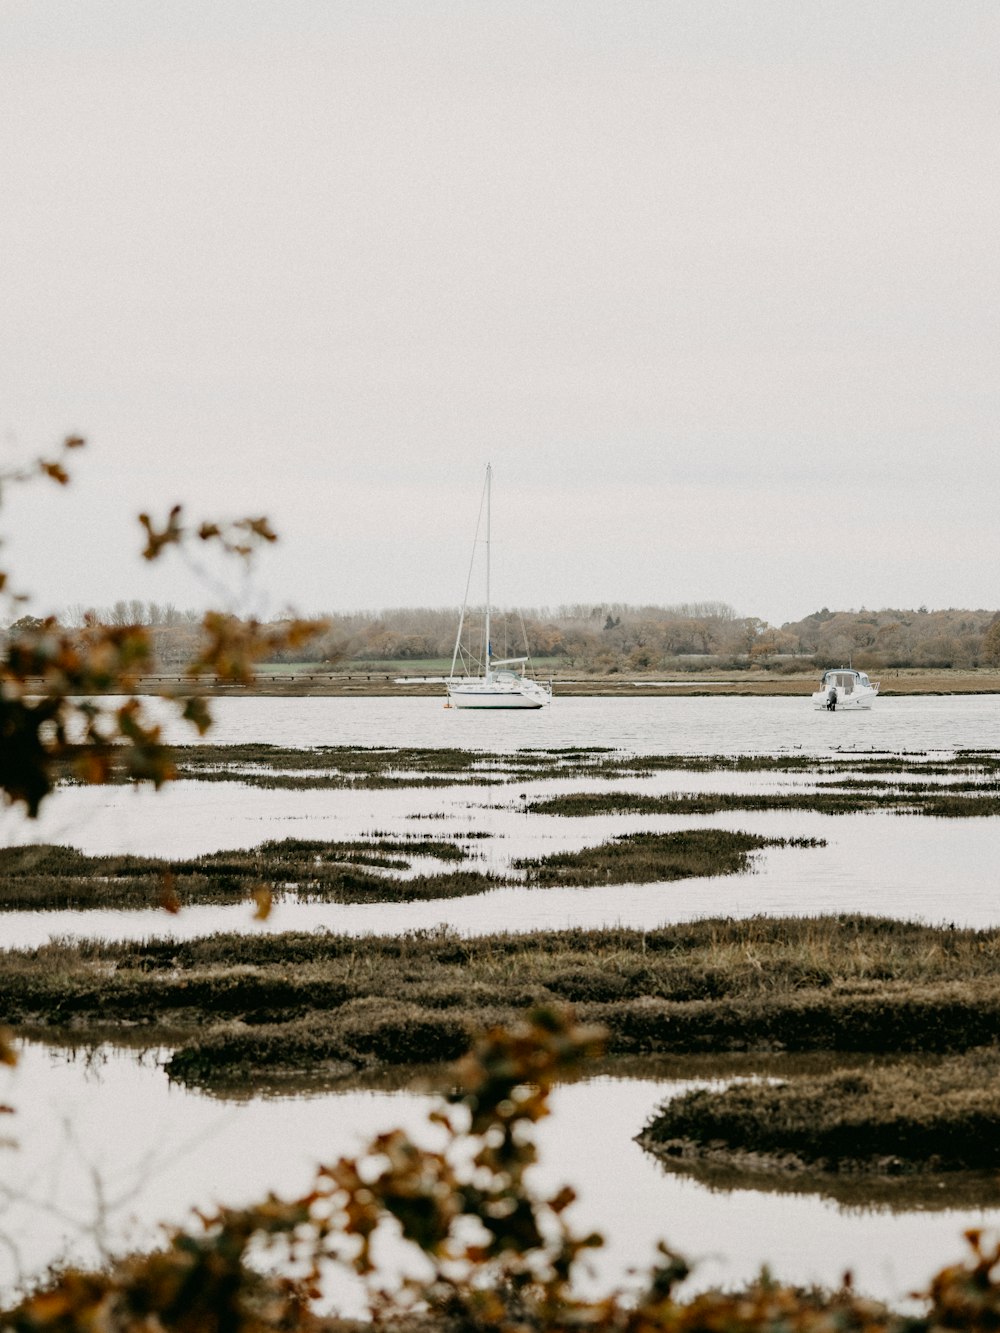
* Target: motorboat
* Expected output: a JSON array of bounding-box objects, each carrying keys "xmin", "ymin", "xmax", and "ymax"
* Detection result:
[
  {"xmin": 446, "ymin": 465, "xmax": 552, "ymax": 710},
  {"xmin": 811, "ymin": 668, "xmax": 879, "ymax": 711}
]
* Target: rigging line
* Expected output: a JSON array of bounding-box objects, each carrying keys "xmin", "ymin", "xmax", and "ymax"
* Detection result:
[
  {"xmin": 517, "ymin": 606, "xmax": 533, "ymax": 673},
  {"xmin": 449, "ymin": 469, "xmax": 489, "ymax": 680}
]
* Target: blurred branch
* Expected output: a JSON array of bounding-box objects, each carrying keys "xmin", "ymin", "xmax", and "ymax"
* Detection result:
[{"xmin": 0, "ymin": 436, "xmax": 328, "ymax": 818}]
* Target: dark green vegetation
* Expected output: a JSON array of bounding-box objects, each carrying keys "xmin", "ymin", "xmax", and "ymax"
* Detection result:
[
  {"xmin": 0, "ymin": 829, "xmax": 806, "ymax": 910},
  {"xmin": 641, "ymin": 1048, "xmax": 1000, "ymax": 1174},
  {"xmin": 527, "ymin": 786, "xmax": 1000, "ymax": 817},
  {"xmin": 6, "ymin": 916, "xmax": 1000, "ymax": 1091},
  {"xmin": 514, "ymin": 829, "xmax": 820, "ymax": 885},
  {"xmin": 53, "ymin": 742, "xmax": 1000, "ymax": 791},
  {"xmin": 58, "ymin": 743, "xmax": 635, "ymax": 789},
  {"xmin": 0, "ymin": 838, "xmax": 498, "ymax": 909}
]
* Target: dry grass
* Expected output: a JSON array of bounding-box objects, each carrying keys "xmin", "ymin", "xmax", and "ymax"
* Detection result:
[
  {"xmin": 0, "ymin": 826, "xmax": 812, "ymax": 910},
  {"xmin": 513, "ymin": 830, "xmax": 820, "ymax": 885},
  {"xmin": 7, "ymin": 917, "xmax": 1000, "ymax": 1084},
  {"xmin": 0, "ymin": 838, "xmax": 500, "ymax": 909},
  {"xmin": 526, "ymin": 787, "xmax": 1000, "ymax": 817},
  {"xmin": 641, "ymin": 1047, "xmax": 1000, "ymax": 1172}
]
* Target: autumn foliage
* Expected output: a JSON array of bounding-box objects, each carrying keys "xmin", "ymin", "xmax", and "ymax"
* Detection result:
[
  {"xmin": 6, "ymin": 1009, "xmax": 1000, "ymax": 1332},
  {"xmin": 0, "ymin": 438, "xmax": 323, "ymax": 816}
]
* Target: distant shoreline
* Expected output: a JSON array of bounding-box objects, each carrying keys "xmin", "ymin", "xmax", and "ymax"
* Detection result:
[{"xmin": 33, "ymin": 667, "xmax": 1000, "ymax": 698}]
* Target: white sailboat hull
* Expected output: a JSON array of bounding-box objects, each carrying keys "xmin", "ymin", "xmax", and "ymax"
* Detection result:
[{"xmin": 447, "ymin": 677, "xmax": 551, "ymax": 709}]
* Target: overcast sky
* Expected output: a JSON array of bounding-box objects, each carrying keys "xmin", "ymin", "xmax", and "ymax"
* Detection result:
[{"xmin": 1, "ymin": 1, "xmax": 997, "ymax": 626}]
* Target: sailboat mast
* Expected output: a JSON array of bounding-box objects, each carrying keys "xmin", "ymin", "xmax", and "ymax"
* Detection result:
[{"xmin": 484, "ymin": 462, "xmax": 492, "ymax": 674}]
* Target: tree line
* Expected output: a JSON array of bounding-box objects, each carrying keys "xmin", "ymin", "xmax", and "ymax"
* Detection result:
[{"xmin": 5, "ymin": 599, "xmax": 1000, "ymax": 672}]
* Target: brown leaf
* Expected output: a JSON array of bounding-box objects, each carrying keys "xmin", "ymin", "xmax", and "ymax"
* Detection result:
[
  {"xmin": 40, "ymin": 460, "xmax": 70, "ymax": 485},
  {"xmin": 139, "ymin": 505, "xmax": 184, "ymax": 560},
  {"xmin": 159, "ymin": 872, "xmax": 181, "ymax": 914},
  {"xmin": 181, "ymin": 696, "xmax": 213, "ymax": 735},
  {"xmin": 0, "ymin": 1028, "xmax": 17, "ymax": 1067}
]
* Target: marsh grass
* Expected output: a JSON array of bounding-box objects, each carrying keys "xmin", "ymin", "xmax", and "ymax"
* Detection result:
[
  {"xmin": 640, "ymin": 1047, "xmax": 1000, "ymax": 1173},
  {"xmin": 56, "ymin": 743, "xmax": 630, "ymax": 790},
  {"xmin": 526, "ymin": 788, "xmax": 1000, "ymax": 817},
  {"xmin": 513, "ymin": 829, "xmax": 820, "ymax": 886},
  {"xmin": 527, "ymin": 792, "xmax": 869, "ymax": 817},
  {"xmin": 7, "ymin": 916, "xmax": 1000, "ymax": 1083},
  {"xmin": 53, "ymin": 744, "xmax": 1000, "ymax": 792},
  {"xmin": 0, "ymin": 838, "xmax": 496, "ymax": 910},
  {"xmin": 0, "ymin": 825, "xmax": 813, "ymax": 910}
]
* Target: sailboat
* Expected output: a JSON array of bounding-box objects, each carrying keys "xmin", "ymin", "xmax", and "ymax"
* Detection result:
[{"xmin": 446, "ymin": 465, "xmax": 552, "ymax": 710}]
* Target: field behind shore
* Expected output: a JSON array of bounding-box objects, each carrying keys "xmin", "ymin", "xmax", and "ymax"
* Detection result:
[{"xmin": 53, "ymin": 664, "xmax": 1000, "ymax": 698}]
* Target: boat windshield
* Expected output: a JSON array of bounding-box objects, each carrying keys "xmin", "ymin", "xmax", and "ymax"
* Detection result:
[{"xmin": 822, "ymin": 670, "xmax": 860, "ymax": 692}]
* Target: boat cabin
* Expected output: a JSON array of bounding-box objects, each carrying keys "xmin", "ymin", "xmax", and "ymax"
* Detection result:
[{"xmin": 820, "ymin": 669, "xmax": 872, "ymax": 695}]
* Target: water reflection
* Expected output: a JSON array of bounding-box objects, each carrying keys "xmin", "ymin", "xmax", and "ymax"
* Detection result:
[
  {"xmin": 646, "ymin": 1150, "xmax": 1000, "ymax": 1214},
  {"xmin": 2, "ymin": 1043, "xmax": 997, "ymax": 1316}
]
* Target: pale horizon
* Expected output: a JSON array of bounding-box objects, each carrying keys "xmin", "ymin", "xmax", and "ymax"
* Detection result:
[{"xmin": 2, "ymin": 2, "xmax": 997, "ymax": 627}]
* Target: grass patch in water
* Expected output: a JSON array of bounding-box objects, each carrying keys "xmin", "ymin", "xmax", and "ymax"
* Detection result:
[
  {"xmin": 54, "ymin": 744, "xmax": 1000, "ymax": 793},
  {"xmin": 56, "ymin": 743, "xmax": 631, "ymax": 790},
  {"xmin": 0, "ymin": 837, "xmax": 495, "ymax": 910},
  {"xmin": 513, "ymin": 829, "xmax": 820, "ymax": 886},
  {"xmin": 157, "ymin": 977, "xmax": 1000, "ymax": 1086},
  {"xmin": 7, "ymin": 916, "xmax": 1000, "ymax": 1084},
  {"xmin": 527, "ymin": 785, "xmax": 1000, "ymax": 818},
  {"xmin": 526, "ymin": 791, "xmax": 870, "ymax": 817},
  {"xmin": 640, "ymin": 1047, "xmax": 1000, "ymax": 1173},
  {"xmin": 0, "ymin": 826, "xmax": 819, "ymax": 910}
]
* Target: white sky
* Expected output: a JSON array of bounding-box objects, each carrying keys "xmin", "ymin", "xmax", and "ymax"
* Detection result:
[{"xmin": 1, "ymin": 1, "xmax": 997, "ymax": 626}]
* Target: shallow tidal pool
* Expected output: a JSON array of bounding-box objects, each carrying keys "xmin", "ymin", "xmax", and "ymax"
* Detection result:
[{"xmin": 2, "ymin": 1042, "xmax": 998, "ymax": 1317}]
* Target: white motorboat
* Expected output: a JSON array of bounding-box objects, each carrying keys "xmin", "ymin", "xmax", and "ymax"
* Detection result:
[
  {"xmin": 811, "ymin": 668, "xmax": 879, "ymax": 711},
  {"xmin": 446, "ymin": 465, "xmax": 552, "ymax": 710}
]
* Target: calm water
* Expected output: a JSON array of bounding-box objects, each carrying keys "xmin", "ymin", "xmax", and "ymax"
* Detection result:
[
  {"xmin": 2, "ymin": 1042, "xmax": 995, "ymax": 1315},
  {"xmin": 3, "ymin": 695, "xmax": 999, "ymax": 1310},
  {"xmin": 2, "ymin": 694, "xmax": 999, "ymax": 946},
  {"xmin": 93, "ymin": 690, "xmax": 1000, "ymax": 753}
]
